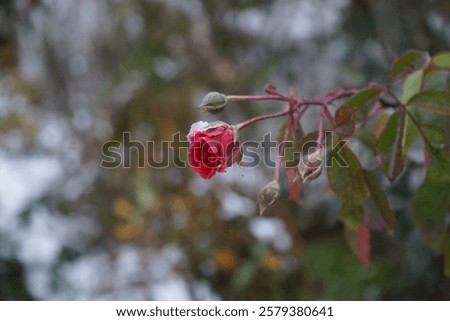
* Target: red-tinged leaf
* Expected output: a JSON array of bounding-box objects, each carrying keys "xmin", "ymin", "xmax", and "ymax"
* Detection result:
[
  {"xmin": 339, "ymin": 202, "xmax": 370, "ymax": 268},
  {"xmin": 424, "ymin": 148, "xmax": 431, "ymax": 169},
  {"xmin": 327, "ymin": 144, "xmax": 369, "ymax": 204},
  {"xmin": 358, "ymin": 222, "xmax": 371, "ymax": 269},
  {"xmin": 285, "ymin": 167, "xmax": 301, "ymax": 204},
  {"xmin": 407, "ymin": 90, "xmax": 450, "ymax": 116},
  {"xmin": 376, "ymin": 111, "xmax": 406, "ymax": 182},
  {"xmin": 389, "ymin": 50, "xmax": 430, "ymax": 83},
  {"xmin": 374, "ymin": 112, "xmax": 390, "ymax": 139},
  {"xmin": 363, "ymin": 171, "xmax": 396, "ymax": 232},
  {"xmin": 432, "ymin": 51, "xmax": 450, "ymax": 68},
  {"xmin": 413, "ymin": 181, "xmax": 450, "ymax": 252},
  {"xmin": 334, "ymin": 105, "xmax": 355, "ymax": 137},
  {"xmin": 443, "ymin": 225, "xmax": 450, "ymax": 277}
]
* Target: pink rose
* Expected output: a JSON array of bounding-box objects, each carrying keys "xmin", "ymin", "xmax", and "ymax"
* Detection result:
[{"xmin": 188, "ymin": 121, "xmax": 242, "ymax": 179}]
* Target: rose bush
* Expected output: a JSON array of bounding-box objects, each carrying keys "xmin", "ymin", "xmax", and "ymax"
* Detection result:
[{"xmin": 187, "ymin": 121, "xmax": 242, "ymax": 179}]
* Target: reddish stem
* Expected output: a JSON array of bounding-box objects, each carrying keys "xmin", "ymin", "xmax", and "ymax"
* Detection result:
[
  {"xmin": 316, "ymin": 108, "xmax": 325, "ymax": 150},
  {"xmin": 234, "ymin": 86, "xmax": 359, "ymax": 134},
  {"xmin": 274, "ymin": 115, "xmax": 293, "ymax": 181},
  {"xmin": 227, "ymin": 94, "xmax": 291, "ymax": 103},
  {"xmin": 322, "ymin": 104, "xmax": 335, "ymax": 126},
  {"xmin": 236, "ymin": 108, "xmax": 291, "ymax": 130}
]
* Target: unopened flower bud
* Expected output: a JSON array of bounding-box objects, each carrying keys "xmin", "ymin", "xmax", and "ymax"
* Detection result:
[
  {"xmin": 298, "ymin": 149, "xmax": 324, "ymax": 182},
  {"xmin": 197, "ymin": 91, "xmax": 227, "ymax": 113},
  {"xmin": 265, "ymin": 83, "xmax": 278, "ymax": 94},
  {"xmin": 257, "ymin": 180, "xmax": 280, "ymax": 216}
]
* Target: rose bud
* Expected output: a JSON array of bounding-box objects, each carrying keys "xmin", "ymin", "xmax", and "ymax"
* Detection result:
[
  {"xmin": 298, "ymin": 149, "xmax": 324, "ymax": 183},
  {"xmin": 188, "ymin": 121, "xmax": 242, "ymax": 179},
  {"xmin": 197, "ymin": 91, "xmax": 227, "ymax": 114},
  {"xmin": 257, "ymin": 180, "xmax": 280, "ymax": 216}
]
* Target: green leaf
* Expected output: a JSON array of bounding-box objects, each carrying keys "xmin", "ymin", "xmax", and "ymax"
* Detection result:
[
  {"xmin": 423, "ymin": 69, "xmax": 450, "ymax": 91},
  {"xmin": 339, "ymin": 201, "xmax": 364, "ymax": 230},
  {"xmin": 401, "ymin": 69, "xmax": 423, "ymax": 103},
  {"xmin": 334, "ymin": 105, "xmax": 355, "ymax": 137},
  {"xmin": 327, "ymin": 145, "xmax": 369, "ymax": 204},
  {"xmin": 296, "ymin": 130, "xmax": 319, "ymax": 154},
  {"xmin": 357, "ymin": 128, "xmax": 377, "ymax": 151},
  {"xmin": 427, "ymin": 150, "xmax": 450, "ymax": 183},
  {"xmin": 283, "ymin": 140, "xmax": 296, "ymax": 167},
  {"xmin": 413, "ymin": 181, "xmax": 450, "ymax": 253},
  {"xmin": 376, "ymin": 112, "xmax": 400, "ymax": 154},
  {"xmin": 363, "ymin": 171, "xmax": 396, "ymax": 231},
  {"xmin": 421, "ymin": 125, "xmax": 446, "ymax": 150},
  {"xmin": 389, "ymin": 50, "xmax": 430, "ymax": 83},
  {"xmin": 347, "ymin": 88, "xmax": 382, "ymax": 108},
  {"xmin": 407, "ymin": 90, "xmax": 450, "ymax": 116},
  {"xmin": 432, "ymin": 52, "xmax": 450, "ymax": 68},
  {"xmin": 376, "ymin": 111, "xmax": 406, "ymax": 182},
  {"xmin": 403, "ymin": 114, "xmax": 421, "ymax": 151},
  {"xmin": 346, "ymin": 88, "xmax": 382, "ymax": 121}
]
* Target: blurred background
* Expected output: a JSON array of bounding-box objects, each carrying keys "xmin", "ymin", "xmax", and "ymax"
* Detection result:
[{"xmin": 0, "ymin": 0, "xmax": 449, "ymax": 300}]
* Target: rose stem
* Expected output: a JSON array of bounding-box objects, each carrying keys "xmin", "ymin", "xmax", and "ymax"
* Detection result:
[
  {"xmin": 273, "ymin": 115, "xmax": 293, "ymax": 182},
  {"xmin": 226, "ymin": 95, "xmax": 291, "ymax": 103},
  {"xmin": 316, "ymin": 107, "xmax": 325, "ymax": 151},
  {"xmin": 235, "ymin": 108, "xmax": 292, "ymax": 130}
]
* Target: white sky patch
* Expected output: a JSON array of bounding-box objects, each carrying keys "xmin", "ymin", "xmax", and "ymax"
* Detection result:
[{"xmin": 227, "ymin": 0, "xmax": 349, "ymax": 43}]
